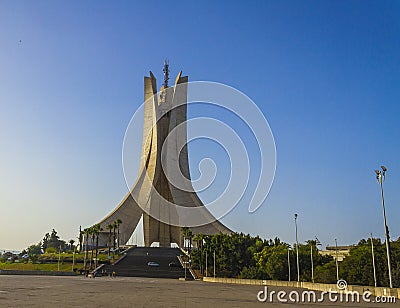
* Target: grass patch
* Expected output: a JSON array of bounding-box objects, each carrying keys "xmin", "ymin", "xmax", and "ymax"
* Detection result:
[
  {"xmin": 0, "ymin": 262, "xmax": 84, "ymax": 272},
  {"xmin": 38, "ymin": 251, "xmax": 120, "ymax": 263}
]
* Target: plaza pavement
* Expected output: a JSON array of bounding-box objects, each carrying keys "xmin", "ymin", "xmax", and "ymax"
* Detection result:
[{"xmin": 0, "ymin": 275, "xmax": 398, "ymax": 307}]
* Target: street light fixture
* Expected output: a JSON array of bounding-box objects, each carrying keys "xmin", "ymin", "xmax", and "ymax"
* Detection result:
[
  {"xmin": 287, "ymin": 246, "xmax": 291, "ymax": 282},
  {"xmin": 335, "ymin": 239, "xmax": 339, "ymax": 281},
  {"xmin": 370, "ymin": 233, "xmax": 377, "ymax": 287},
  {"xmin": 294, "ymin": 213, "xmax": 300, "ymax": 282},
  {"xmin": 310, "ymin": 243, "xmax": 314, "ymax": 283},
  {"xmin": 375, "ymin": 165, "xmax": 393, "ymax": 288}
]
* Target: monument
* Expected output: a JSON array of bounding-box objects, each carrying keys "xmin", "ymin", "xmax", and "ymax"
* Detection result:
[{"xmin": 96, "ymin": 62, "xmax": 232, "ymax": 247}]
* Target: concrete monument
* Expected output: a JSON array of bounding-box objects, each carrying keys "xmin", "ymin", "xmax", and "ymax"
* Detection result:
[{"xmin": 96, "ymin": 62, "xmax": 232, "ymax": 247}]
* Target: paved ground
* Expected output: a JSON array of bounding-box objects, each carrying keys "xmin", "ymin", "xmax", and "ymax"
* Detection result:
[{"xmin": 0, "ymin": 275, "xmax": 398, "ymax": 307}]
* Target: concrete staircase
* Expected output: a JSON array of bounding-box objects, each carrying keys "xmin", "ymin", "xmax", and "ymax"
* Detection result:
[{"xmin": 104, "ymin": 247, "xmax": 188, "ymax": 279}]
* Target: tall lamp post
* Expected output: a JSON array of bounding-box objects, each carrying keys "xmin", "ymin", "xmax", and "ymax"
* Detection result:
[
  {"xmin": 287, "ymin": 247, "xmax": 291, "ymax": 282},
  {"xmin": 205, "ymin": 250, "xmax": 208, "ymax": 277},
  {"xmin": 294, "ymin": 213, "xmax": 300, "ymax": 282},
  {"xmin": 370, "ymin": 233, "xmax": 377, "ymax": 287},
  {"xmin": 335, "ymin": 239, "xmax": 339, "ymax": 281},
  {"xmin": 213, "ymin": 250, "xmax": 216, "ymax": 278},
  {"xmin": 310, "ymin": 243, "xmax": 314, "ymax": 283},
  {"xmin": 375, "ymin": 165, "xmax": 393, "ymax": 288}
]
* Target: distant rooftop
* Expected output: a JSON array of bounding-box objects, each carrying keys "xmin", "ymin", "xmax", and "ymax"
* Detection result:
[{"xmin": 325, "ymin": 245, "xmax": 354, "ymax": 251}]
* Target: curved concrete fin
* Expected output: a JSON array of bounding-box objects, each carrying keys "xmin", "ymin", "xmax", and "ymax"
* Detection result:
[
  {"xmin": 174, "ymin": 70, "xmax": 183, "ymax": 86},
  {"xmin": 97, "ymin": 193, "xmax": 143, "ymax": 246}
]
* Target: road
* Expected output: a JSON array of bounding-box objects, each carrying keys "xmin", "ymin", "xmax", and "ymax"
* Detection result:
[{"xmin": 0, "ymin": 275, "xmax": 397, "ymax": 307}]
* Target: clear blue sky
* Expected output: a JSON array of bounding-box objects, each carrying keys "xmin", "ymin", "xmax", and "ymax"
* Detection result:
[{"xmin": 1, "ymin": 1, "xmax": 399, "ymax": 251}]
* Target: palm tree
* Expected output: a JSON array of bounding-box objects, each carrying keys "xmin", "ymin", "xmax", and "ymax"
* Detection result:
[
  {"xmin": 94, "ymin": 224, "xmax": 103, "ymax": 268},
  {"xmin": 89, "ymin": 227, "xmax": 95, "ymax": 270},
  {"xmin": 115, "ymin": 219, "xmax": 122, "ymax": 249},
  {"xmin": 106, "ymin": 224, "xmax": 113, "ymax": 260},
  {"xmin": 181, "ymin": 227, "xmax": 193, "ymax": 252},
  {"xmin": 78, "ymin": 226, "xmax": 83, "ymax": 252},
  {"xmin": 181, "ymin": 227, "xmax": 188, "ymax": 249},
  {"xmin": 68, "ymin": 239, "xmax": 75, "ymax": 251},
  {"xmin": 83, "ymin": 228, "xmax": 90, "ymax": 270},
  {"xmin": 112, "ymin": 221, "xmax": 117, "ymax": 252}
]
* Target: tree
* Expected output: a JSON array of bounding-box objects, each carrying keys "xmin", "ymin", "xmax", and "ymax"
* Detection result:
[
  {"xmin": 390, "ymin": 238, "xmax": 400, "ymax": 288},
  {"xmin": 106, "ymin": 224, "xmax": 113, "ymax": 259},
  {"xmin": 92, "ymin": 224, "xmax": 103, "ymax": 268},
  {"xmin": 45, "ymin": 247, "xmax": 57, "ymax": 254},
  {"xmin": 78, "ymin": 226, "xmax": 83, "ymax": 252},
  {"xmin": 339, "ymin": 238, "xmax": 394, "ymax": 287},
  {"xmin": 191, "ymin": 233, "xmax": 334, "ymax": 281},
  {"xmin": 42, "ymin": 229, "xmax": 66, "ymax": 251},
  {"xmin": 265, "ymin": 246, "xmax": 289, "ymax": 280},
  {"xmin": 42, "ymin": 233, "xmax": 50, "ymax": 251},
  {"xmin": 89, "ymin": 227, "xmax": 96, "ymax": 270},
  {"xmin": 289, "ymin": 242, "xmax": 332, "ymax": 282},
  {"xmin": 238, "ymin": 266, "xmax": 266, "ymax": 280},
  {"xmin": 83, "ymin": 227, "xmax": 90, "ymax": 270},
  {"xmin": 112, "ymin": 222, "xmax": 117, "ymax": 251},
  {"xmin": 68, "ymin": 239, "xmax": 75, "ymax": 251},
  {"xmin": 27, "ymin": 243, "xmax": 42, "ymax": 256},
  {"xmin": 181, "ymin": 227, "xmax": 193, "ymax": 252},
  {"xmin": 191, "ymin": 232, "xmax": 268, "ymax": 278},
  {"xmin": 314, "ymin": 260, "xmax": 337, "ymax": 283},
  {"xmin": 116, "ymin": 219, "xmax": 122, "ymax": 249}
]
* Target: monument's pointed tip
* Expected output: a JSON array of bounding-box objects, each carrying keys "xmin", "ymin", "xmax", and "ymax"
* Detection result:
[{"xmin": 175, "ymin": 70, "xmax": 183, "ymax": 85}]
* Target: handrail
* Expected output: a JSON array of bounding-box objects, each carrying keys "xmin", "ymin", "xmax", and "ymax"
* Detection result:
[{"xmin": 177, "ymin": 255, "xmax": 197, "ymax": 280}]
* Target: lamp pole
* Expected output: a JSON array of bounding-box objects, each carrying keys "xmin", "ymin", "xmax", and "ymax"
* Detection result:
[
  {"xmin": 213, "ymin": 250, "xmax": 216, "ymax": 278},
  {"xmin": 184, "ymin": 256, "xmax": 187, "ymax": 280},
  {"xmin": 287, "ymin": 248, "xmax": 291, "ymax": 282},
  {"xmin": 314, "ymin": 237, "xmax": 321, "ymax": 283},
  {"xmin": 375, "ymin": 166, "xmax": 393, "ymax": 288},
  {"xmin": 370, "ymin": 233, "xmax": 377, "ymax": 287},
  {"xmin": 310, "ymin": 244, "xmax": 314, "ymax": 283},
  {"xmin": 58, "ymin": 245, "xmax": 61, "ymax": 272},
  {"xmin": 205, "ymin": 251, "xmax": 208, "ymax": 277},
  {"xmin": 72, "ymin": 246, "xmax": 76, "ymax": 272},
  {"xmin": 294, "ymin": 213, "xmax": 300, "ymax": 282},
  {"xmin": 335, "ymin": 239, "xmax": 339, "ymax": 281}
]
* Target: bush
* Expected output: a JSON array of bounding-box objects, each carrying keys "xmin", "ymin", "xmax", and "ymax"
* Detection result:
[
  {"xmin": 238, "ymin": 266, "xmax": 267, "ymax": 280},
  {"xmin": 45, "ymin": 247, "xmax": 57, "ymax": 254}
]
